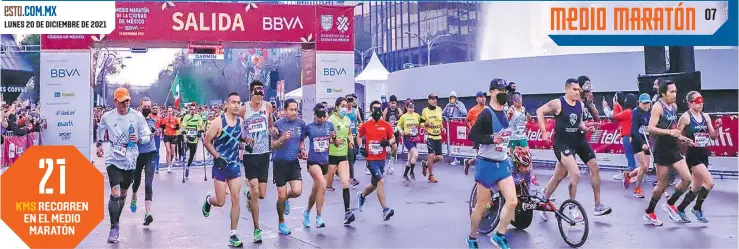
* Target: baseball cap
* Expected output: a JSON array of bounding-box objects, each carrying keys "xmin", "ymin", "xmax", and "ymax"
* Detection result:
[
  {"xmin": 475, "ymin": 91, "xmax": 486, "ymax": 97},
  {"xmin": 346, "ymin": 93, "xmax": 357, "ymax": 99},
  {"xmin": 114, "ymin": 87, "xmax": 131, "ymax": 102},
  {"xmin": 639, "ymin": 93, "xmax": 651, "ymax": 103},
  {"xmin": 489, "ymin": 78, "xmax": 507, "ymax": 90},
  {"xmin": 428, "ymin": 94, "xmax": 438, "ymax": 99}
]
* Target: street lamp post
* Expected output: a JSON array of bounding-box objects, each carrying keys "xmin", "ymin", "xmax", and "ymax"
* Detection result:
[
  {"xmin": 354, "ymin": 46, "xmax": 380, "ymax": 71},
  {"xmin": 405, "ymin": 32, "xmax": 451, "ymax": 66}
]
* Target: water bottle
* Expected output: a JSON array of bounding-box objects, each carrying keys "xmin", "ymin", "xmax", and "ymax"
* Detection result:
[{"xmin": 127, "ymin": 123, "xmax": 135, "ymax": 148}]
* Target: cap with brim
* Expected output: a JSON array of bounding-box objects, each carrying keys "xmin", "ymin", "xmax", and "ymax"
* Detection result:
[
  {"xmin": 114, "ymin": 87, "xmax": 131, "ymax": 102},
  {"xmin": 489, "ymin": 78, "xmax": 507, "ymax": 90},
  {"xmin": 638, "ymin": 93, "xmax": 651, "ymax": 103},
  {"xmin": 476, "ymin": 91, "xmax": 486, "ymax": 97},
  {"xmin": 428, "ymin": 94, "xmax": 438, "ymax": 99}
]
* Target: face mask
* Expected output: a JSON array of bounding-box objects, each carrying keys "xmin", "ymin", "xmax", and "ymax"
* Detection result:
[
  {"xmin": 371, "ymin": 107, "xmax": 382, "ymax": 121},
  {"xmin": 339, "ymin": 107, "xmax": 348, "ymax": 117},
  {"xmin": 142, "ymin": 108, "xmax": 151, "ymax": 117},
  {"xmin": 496, "ymin": 93, "xmax": 509, "ymax": 105}
]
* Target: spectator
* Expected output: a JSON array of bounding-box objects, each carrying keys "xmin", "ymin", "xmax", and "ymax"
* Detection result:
[
  {"xmin": 442, "ymin": 91, "xmax": 468, "ymax": 118},
  {"xmin": 505, "ymin": 82, "xmax": 517, "ymax": 107}
]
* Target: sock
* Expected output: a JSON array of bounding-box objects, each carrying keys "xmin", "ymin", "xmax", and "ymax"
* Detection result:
[
  {"xmin": 646, "ymin": 197, "xmax": 659, "ymax": 214},
  {"xmin": 410, "ymin": 163, "xmax": 416, "ymax": 174},
  {"xmin": 342, "ymin": 188, "xmax": 350, "ymax": 212},
  {"xmin": 118, "ymin": 196, "xmax": 127, "ymax": 220},
  {"xmin": 469, "ymin": 235, "xmax": 476, "ymax": 241},
  {"xmin": 694, "ymin": 187, "xmax": 710, "ymax": 211},
  {"xmin": 667, "ymin": 189, "xmax": 684, "ymax": 205},
  {"xmin": 230, "ymin": 230, "xmax": 237, "ymax": 236},
  {"xmin": 108, "ymin": 196, "xmax": 121, "ymax": 226},
  {"xmin": 677, "ymin": 190, "xmax": 697, "ymax": 212},
  {"xmin": 403, "ymin": 165, "xmax": 410, "ymax": 177}
]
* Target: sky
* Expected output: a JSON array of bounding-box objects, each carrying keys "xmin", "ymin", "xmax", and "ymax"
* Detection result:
[{"xmin": 106, "ymin": 48, "xmax": 183, "ymax": 86}]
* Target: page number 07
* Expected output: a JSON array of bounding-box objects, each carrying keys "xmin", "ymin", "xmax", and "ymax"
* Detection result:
[{"xmin": 39, "ymin": 158, "xmax": 66, "ymax": 195}]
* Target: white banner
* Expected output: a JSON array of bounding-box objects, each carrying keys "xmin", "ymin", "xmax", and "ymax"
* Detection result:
[
  {"xmin": 0, "ymin": 1, "xmax": 115, "ymax": 35},
  {"xmin": 301, "ymin": 84, "xmax": 317, "ymax": 122},
  {"xmin": 39, "ymin": 52, "xmax": 93, "ymax": 160},
  {"xmin": 315, "ymin": 52, "xmax": 354, "ymax": 105}
]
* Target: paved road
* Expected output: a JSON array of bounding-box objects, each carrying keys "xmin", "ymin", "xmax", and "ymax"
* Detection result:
[{"xmin": 79, "ymin": 156, "xmax": 739, "ymax": 249}]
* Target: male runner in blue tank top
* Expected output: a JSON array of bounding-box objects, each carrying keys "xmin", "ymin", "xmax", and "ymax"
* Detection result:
[
  {"xmin": 536, "ymin": 78, "xmax": 611, "ymax": 220},
  {"xmin": 271, "ymin": 98, "xmax": 307, "ymax": 235},
  {"xmin": 346, "ymin": 93, "xmax": 362, "ymax": 186},
  {"xmin": 201, "ymin": 92, "xmax": 245, "ymax": 247}
]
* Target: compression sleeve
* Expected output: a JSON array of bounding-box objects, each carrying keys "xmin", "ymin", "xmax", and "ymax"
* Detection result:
[{"xmin": 468, "ymin": 109, "xmax": 494, "ymax": 144}]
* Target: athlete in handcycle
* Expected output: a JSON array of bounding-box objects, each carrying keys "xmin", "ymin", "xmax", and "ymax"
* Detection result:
[{"xmin": 468, "ymin": 146, "xmax": 590, "ymax": 248}]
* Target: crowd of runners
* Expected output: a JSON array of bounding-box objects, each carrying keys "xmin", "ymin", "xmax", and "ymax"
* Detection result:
[{"xmin": 94, "ymin": 76, "xmax": 722, "ymax": 248}]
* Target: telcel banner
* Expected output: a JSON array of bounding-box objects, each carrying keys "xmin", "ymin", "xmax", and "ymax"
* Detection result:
[{"xmin": 39, "ymin": 52, "xmax": 93, "ymax": 160}]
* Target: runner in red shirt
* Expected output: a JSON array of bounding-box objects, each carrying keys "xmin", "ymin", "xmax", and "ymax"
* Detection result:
[{"xmin": 356, "ymin": 100, "xmax": 396, "ymax": 221}]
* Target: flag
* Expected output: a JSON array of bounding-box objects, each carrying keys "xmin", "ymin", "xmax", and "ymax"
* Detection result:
[
  {"xmin": 171, "ymin": 70, "xmax": 205, "ymax": 107},
  {"xmin": 170, "ymin": 73, "xmax": 181, "ymax": 108}
]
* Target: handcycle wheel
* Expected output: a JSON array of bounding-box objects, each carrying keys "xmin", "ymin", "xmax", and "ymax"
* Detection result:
[
  {"xmin": 469, "ymin": 183, "xmax": 500, "ymax": 235},
  {"xmin": 556, "ymin": 199, "xmax": 589, "ymax": 248},
  {"xmin": 511, "ymin": 183, "xmax": 532, "ymax": 230}
]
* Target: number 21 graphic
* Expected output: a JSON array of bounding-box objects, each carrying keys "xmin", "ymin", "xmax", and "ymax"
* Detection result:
[{"xmin": 39, "ymin": 158, "xmax": 66, "ymax": 195}]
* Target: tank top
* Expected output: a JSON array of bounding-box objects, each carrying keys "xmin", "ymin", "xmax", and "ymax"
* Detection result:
[
  {"xmin": 554, "ymin": 97, "xmax": 584, "ymax": 143},
  {"xmin": 385, "ymin": 107, "xmax": 401, "ymax": 127},
  {"xmin": 243, "ymin": 101, "xmax": 271, "ymax": 155},
  {"xmin": 478, "ymin": 106, "xmax": 511, "ymax": 161},
  {"xmin": 214, "ymin": 114, "xmax": 242, "ymax": 166},
  {"xmin": 509, "ymin": 106, "xmax": 527, "ymax": 140},
  {"xmin": 686, "ymin": 112, "xmax": 710, "ymax": 149},
  {"xmin": 347, "ymin": 107, "xmax": 359, "ymax": 135},
  {"xmin": 654, "ymin": 100, "xmax": 678, "ymax": 149}
]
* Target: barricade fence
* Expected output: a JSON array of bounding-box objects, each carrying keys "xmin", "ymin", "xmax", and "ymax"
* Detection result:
[
  {"xmin": 402, "ymin": 113, "xmax": 738, "ymax": 177},
  {"xmin": 2, "ymin": 132, "xmax": 42, "ymax": 169}
]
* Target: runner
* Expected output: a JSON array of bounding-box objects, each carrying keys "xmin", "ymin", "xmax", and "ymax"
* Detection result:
[
  {"xmin": 271, "ymin": 98, "xmax": 307, "ymax": 235},
  {"xmin": 643, "ymin": 79, "xmax": 695, "ymax": 226},
  {"xmin": 346, "ymin": 93, "xmax": 362, "ymax": 185},
  {"xmin": 465, "ymin": 79, "xmax": 517, "ymax": 249},
  {"xmin": 150, "ymin": 105, "xmax": 162, "ymax": 173},
  {"xmin": 325, "ymin": 97, "xmax": 357, "ymax": 224},
  {"xmin": 577, "ymin": 75, "xmax": 601, "ymax": 121},
  {"xmin": 240, "ymin": 80, "xmax": 273, "ymax": 243},
  {"xmin": 356, "ymin": 100, "xmax": 396, "ymax": 221},
  {"xmin": 158, "ymin": 107, "xmax": 179, "ymax": 173},
  {"xmin": 176, "ymin": 109, "xmax": 186, "ymax": 162},
  {"xmin": 382, "ymin": 95, "xmax": 402, "ymax": 174},
  {"xmin": 302, "ymin": 104, "xmax": 338, "ymax": 228},
  {"xmin": 201, "ymin": 92, "xmax": 245, "ymax": 247},
  {"xmin": 420, "ymin": 94, "xmax": 443, "ymax": 183},
  {"xmin": 130, "ymin": 97, "xmax": 158, "ymax": 227},
  {"xmin": 623, "ymin": 94, "xmax": 653, "ymax": 198},
  {"xmin": 463, "ymin": 91, "xmax": 486, "ymax": 174},
  {"xmin": 506, "ymin": 92, "xmax": 537, "ymax": 185},
  {"xmin": 673, "ymin": 91, "xmax": 718, "ymax": 223},
  {"xmin": 182, "ymin": 103, "xmax": 204, "ymax": 179},
  {"xmin": 536, "ymin": 78, "xmax": 612, "ymax": 220},
  {"xmin": 95, "ymin": 87, "xmax": 151, "ymax": 243},
  {"xmin": 397, "ymin": 98, "xmax": 421, "ymax": 182}
]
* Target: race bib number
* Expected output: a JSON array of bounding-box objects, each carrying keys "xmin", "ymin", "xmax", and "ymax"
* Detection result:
[
  {"xmin": 313, "ymin": 137, "xmax": 329, "ymax": 152},
  {"xmin": 694, "ymin": 132, "xmax": 710, "ymax": 147},
  {"xmin": 495, "ymin": 129, "xmax": 512, "ymax": 152},
  {"xmin": 369, "ymin": 141, "xmax": 383, "ymax": 155},
  {"xmin": 248, "ymin": 120, "xmax": 267, "ymax": 133},
  {"xmin": 350, "ymin": 122, "xmax": 356, "ymax": 130},
  {"xmin": 409, "ymin": 126, "xmax": 418, "ymax": 136},
  {"xmin": 187, "ymin": 128, "xmax": 197, "ymax": 137},
  {"xmin": 111, "ymin": 144, "xmax": 127, "ymax": 156},
  {"xmin": 638, "ymin": 126, "xmax": 648, "ymax": 135}
]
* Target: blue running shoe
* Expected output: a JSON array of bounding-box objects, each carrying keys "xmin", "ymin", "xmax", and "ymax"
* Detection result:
[
  {"xmin": 466, "ymin": 236, "xmax": 479, "ymax": 249},
  {"xmin": 382, "ymin": 207, "xmax": 395, "ymax": 221},
  {"xmin": 278, "ymin": 222, "xmax": 291, "ymax": 235},
  {"xmin": 677, "ymin": 211, "xmax": 691, "ymax": 223},
  {"xmin": 343, "ymin": 210, "xmax": 355, "ymax": 225},
  {"xmin": 284, "ymin": 200, "xmax": 291, "ymax": 216},
  {"xmin": 316, "ymin": 215, "xmax": 325, "ymax": 228},
  {"xmin": 490, "ymin": 233, "xmax": 510, "ymax": 249},
  {"xmin": 303, "ymin": 210, "xmax": 310, "ymax": 228},
  {"xmin": 692, "ymin": 209, "xmax": 708, "ymax": 223},
  {"xmin": 357, "ymin": 192, "xmax": 366, "ymax": 212},
  {"xmin": 229, "ymin": 235, "xmax": 243, "ymax": 247},
  {"xmin": 130, "ymin": 199, "xmax": 137, "ymax": 213}
]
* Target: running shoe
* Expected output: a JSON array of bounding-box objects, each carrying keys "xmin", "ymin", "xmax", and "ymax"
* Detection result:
[
  {"xmin": 386, "ymin": 164, "xmax": 395, "ymax": 175},
  {"xmin": 463, "ymin": 159, "xmax": 471, "ymax": 175},
  {"xmin": 327, "ymin": 186, "xmax": 336, "ymax": 191},
  {"xmin": 633, "ymin": 187, "xmax": 645, "ymax": 198},
  {"xmin": 644, "ymin": 212, "xmax": 663, "ymax": 226},
  {"xmin": 613, "ymin": 173, "xmax": 624, "ymax": 181},
  {"xmin": 662, "ymin": 203, "xmax": 681, "ymax": 222},
  {"xmin": 351, "ymin": 178, "xmax": 360, "ymax": 186},
  {"xmin": 143, "ymin": 213, "xmax": 154, "ymax": 226},
  {"xmin": 243, "ymin": 188, "xmax": 252, "ymax": 213},
  {"xmin": 284, "ymin": 200, "xmax": 291, "ymax": 216},
  {"xmin": 364, "ymin": 168, "xmax": 371, "ymax": 175},
  {"xmin": 428, "ymin": 175, "xmax": 438, "ymax": 183},
  {"xmin": 421, "ymin": 160, "xmax": 428, "ymax": 176},
  {"xmin": 357, "ymin": 192, "xmax": 366, "ymax": 212},
  {"xmin": 303, "ymin": 210, "xmax": 311, "ymax": 228},
  {"xmin": 185, "ymin": 166, "xmax": 190, "ymax": 178},
  {"xmin": 402, "ymin": 175, "xmax": 411, "ymax": 183},
  {"xmin": 130, "ymin": 199, "xmax": 137, "ymax": 213},
  {"xmin": 167, "ymin": 165, "xmax": 172, "ymax": 173},
  {"xmin": 278, "ymin": 222, "xmax": 291, "ymax": 235},
  {"xmin": 490, "ymin": 233, "xmax": 510, "ymax": 249},
  {"xmin": 107, "ymin": 224, "xmax": 120, "ymax": 243},
  {"xmin": 676, "ymin": 211, "xmax": 691, "ymax": 223},
  {"xmin": 692, "ymin": 209, "xmax": 708, "ymax": 223},
  {"xmin": 343, "ymin": 210, "xmax": 356, "ymax": 225},
  {"xmin": 466, "ymin": 236, "xmax": 479, "ymax": 249},
  {"xmin": 229, "ymin": 235, "xmax": 244, "ymax": 247},
  {"xmin": 569, "ymin": 206, "xmax": 583, "ymax": 222},
  {"xmin": 594, "ymin": 203, "xmax": 612, "ymax": 216},
  {"xmin": 316, "ymin": 215, "xmax": 326, "ymax": 228},
  {"xmin": 539, "ymin": 188, "xmax": 550, "ymax": 221},
  {"xmin": 202, "ymin": 193, "xmax": 212, "ymax": 217},
  {"xmin": 382, "ymin": 207, "xmax": 395, "ymax": 221},
  {"xmin": 253, "ymin": 229, "xmax": 263, "ymax": 243},
  {"xmin": 409, "ymin": 172, "xmax": 416, "ymax": 181},
  {"xmin": 622, "ymin": 171, "xmax": 631, "ymax": 189}
]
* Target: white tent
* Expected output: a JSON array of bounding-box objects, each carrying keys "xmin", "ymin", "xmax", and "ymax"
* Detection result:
[
  {"xmin": 285, "ymin": 86, "xmax": 302, "ymax": 102},
  {"xmin": 355, "ymin": 52, "xmax": 390, "ymax": 103}
]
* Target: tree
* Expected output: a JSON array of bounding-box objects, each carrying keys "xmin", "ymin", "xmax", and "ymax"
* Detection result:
[{"xmin": 20, "ymin": 34, "xmax": 40, "ymax": 102}]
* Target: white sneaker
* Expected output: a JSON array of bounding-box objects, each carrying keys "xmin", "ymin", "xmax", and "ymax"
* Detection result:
[
  {"xmin": 167, "ymin": 165, "xmax": 172, "ymax": 173},
  {"xmin": 613, "ymin": 173, "xmax": 624, "ymax": 181},
  {"xmin": 364, "ymin": 168, "xmax": 371, "ymax": 175}
]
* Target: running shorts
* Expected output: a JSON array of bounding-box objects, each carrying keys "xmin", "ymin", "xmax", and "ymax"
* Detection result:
[
  {"xmin": 243, "ymin": 153, "xmax": 270, "ymax": 183},
  {"xmin": 630, "ymin": 135, "xmax": 651, "ymax": 156},
  {"xmin": 508, "ymin": 139, "xmax": 528, "ymax": 149},
  {"xmin": 329, "ymin": 155, "xmax": 348, "ymax": 165},
  {"xmin": 366, "ymin": 160, "xmax": 386, "ymax": 183},
  {"xmin": 306, "ymin": 161, "xmax": 329, "ymax": 175},
  {"xmin": 426, "ymin": 139, "xmax": 443, "ymax": 155},
  {"xmin": 474, "ymin": 157, "xmax": 512, "ymax": 189},
  {"xmin": 553, "ymin": 139, "xmax": 596, "ymax": 164},
  {"xmin": 212, "ymin": 159, "xmax": 241, "ymax": 182},
  {"xmin": 273, "ymin": 159, "xmax": 302, "ymax": 187},
  {"xmin": 106, "ymin": 165, "xmax": 134, "ymax": 189},
  {"xmin": 403, "ymin": 135, "xmax": 417, "ymax": 151},
  {"xmin": 164, "ymin": 135, "xmax": 177, "ymax": 144},
  {"xmin": 686, "ymin": 147, "xmax": 709, "ymax": 168},
  {"xmin": 653, "ymin": 141, "xmax": 684, "ymax": 166}
]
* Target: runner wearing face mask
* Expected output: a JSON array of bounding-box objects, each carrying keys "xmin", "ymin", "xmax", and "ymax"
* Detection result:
[
  {"xmin": 506, "ymin": 92, "xmax": 537, "ymax": 185},
  {"xmin": 325, "ymin": 97, "xmax": 357, "ymax": 224},
  {"xmin": 382, "ymin": 95, "xmax": 402, "ymax": 174},
  {"xmin": 130, "ymin": 97, "xmax": 158, "ymax": 226},
  {"xmin": 397, "ymin": 99, "xmax": 421, "ymax": 182},
  {"xmin": 150, "ymin": 106, "xmax": 162, "ymax": 173},
  {"xmin": 357, "ymin": 100, "xmax": 396, "ymax": 221},
  {"xmin": 345, "ymin": 94, "xmax": 362, "ymax": 186},
  {"xmin": 420, "ymin": 94, "xmax": 443, "ymax": 183},
  {"xmin": 182, "ymin": 104, "xmax": 204, "ymax": 180}
]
